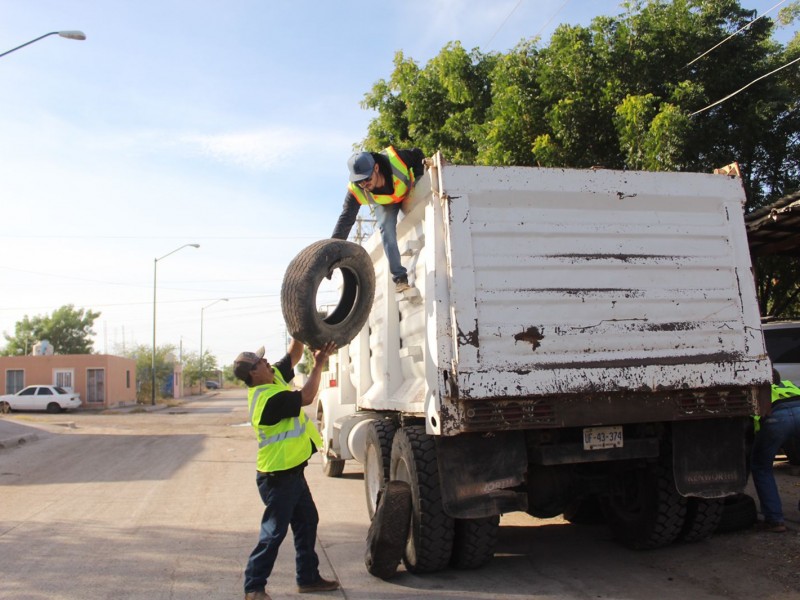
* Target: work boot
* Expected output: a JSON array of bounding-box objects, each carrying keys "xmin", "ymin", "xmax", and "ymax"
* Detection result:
[
  {"xmin": 297, "ymin": 576, "xmax": 339, "ymax": 593},
  {"xmin": 244, "ymin": 591, "xmax": 271, "ymax": 600},
  {"xmin": 395, "ymin": 277, "xmax": 411, "ymax": 293},
  {"xmin": 755, "ymin": 520, "xmax": 787, "ymax": 533}
]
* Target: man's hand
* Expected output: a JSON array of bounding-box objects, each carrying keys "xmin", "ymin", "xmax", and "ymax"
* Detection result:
[{"xmin": 313, "ymin": 342, "xmax": 337, "ymax": 366}]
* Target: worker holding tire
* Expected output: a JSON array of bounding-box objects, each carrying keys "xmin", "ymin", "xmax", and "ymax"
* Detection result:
[
  {"xmin": 235, "ymin": 339, "xmax": 339, "ymax": 600},
  {"xmin": 750, "ymin": 368, "xmax": 800, "ymax": 533},
  {"xmin": 332, "ymin": 146, "xmax": 426, "ymax": 293}
]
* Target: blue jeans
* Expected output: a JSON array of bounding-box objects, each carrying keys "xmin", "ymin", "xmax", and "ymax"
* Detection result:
[
  {"xmin": 750, "ymin": 402, "xmax": 800, "ymax": 523},
  {"xmin": 374, "ymin": 203, "xmax": 407, "ymax": 282},
  {"xmin": 243, "ymin": 469, "xmax": 321, "ymax": 593}
]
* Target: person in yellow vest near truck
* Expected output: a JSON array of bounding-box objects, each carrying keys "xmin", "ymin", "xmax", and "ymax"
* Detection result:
[
  {"xmin": 750, "ymin": 368, "xmax": 800, "ymax": 533},
  {"xmin": 234, "ymin": 338, "xmax": 338, "ymax": 600},
  {"xmin": 332, "ymin": 146, "xmax": 426, "ymax": 293}
]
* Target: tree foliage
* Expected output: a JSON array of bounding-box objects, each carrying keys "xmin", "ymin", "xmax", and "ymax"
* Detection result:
[
  {"xmin": 359, "ymin": 0, "xmax": 800, "ymax": 317},
  {"xmin": 2, "ymin": 305, "xmax": 100, "ymax": 356}
]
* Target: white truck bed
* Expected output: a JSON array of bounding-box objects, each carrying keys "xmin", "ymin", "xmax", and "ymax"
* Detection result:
[{"xmin": 335, "ymin": 154, "xmax": 770, "ymax": 436}]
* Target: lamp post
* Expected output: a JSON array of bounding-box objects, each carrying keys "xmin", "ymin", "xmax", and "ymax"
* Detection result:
[
  {"xmin": 0, "ymin": 31, "xmax": 86, "ymax": 59},
  {"xmin": 152, "ymin": 243, "xmax": 200, "ymax": 405},
  {"xmin": 200, "ymin": 298, "xmax": 228, "ymax": 391}
]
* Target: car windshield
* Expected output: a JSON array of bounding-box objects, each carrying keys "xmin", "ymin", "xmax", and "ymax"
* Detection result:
[{"xmin": 764, "ymin": 329, "xmax": 800, "ymax": 363}]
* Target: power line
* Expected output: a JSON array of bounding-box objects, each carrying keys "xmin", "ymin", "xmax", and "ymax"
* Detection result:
[
  {"xmin": 690, "ymin": 53, "xmax": 800, "ymax": 116},
  {"xmin": 486, "ymin": 0, "xmax": 524, "ymax": 48},
  {"xmin": 685, "ymin": 0, "xmax": 788, "ymax": 68},
  {"xmin": 533, "ymin": 0, "xmax": 573, "ymax": 41}
]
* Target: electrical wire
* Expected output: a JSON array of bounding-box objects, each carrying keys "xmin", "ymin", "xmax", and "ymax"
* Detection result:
[
  {"xmin": 689, "ymin": 53, "xmax": 800, "ymax": 116},
  {"xmin": 685, "ymin": 0, "xmax": 788, "ymax": 68},
  {"xmin": 486, "ymin": 0, "xmax": 525, "ymax": 48}
]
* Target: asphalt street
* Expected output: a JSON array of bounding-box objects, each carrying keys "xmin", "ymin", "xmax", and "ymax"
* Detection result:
[{"xmin": 1, "ymin": 390, "xmax": 798, "ymax": 600}]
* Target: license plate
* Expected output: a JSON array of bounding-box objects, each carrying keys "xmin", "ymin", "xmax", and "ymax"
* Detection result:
[{"xmin": 583, "ymin": 425, "xmax": 623, "ymax": 450}]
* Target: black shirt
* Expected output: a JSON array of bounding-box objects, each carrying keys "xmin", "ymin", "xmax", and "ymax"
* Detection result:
[{"xmin": 258, "ymin": 353, "xmax": 302, "ymax": 426}]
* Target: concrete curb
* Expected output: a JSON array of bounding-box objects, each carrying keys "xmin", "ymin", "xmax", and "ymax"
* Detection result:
[{"xmin": 0, "ymin": 432, "xmax": 39, "ymax": 449}]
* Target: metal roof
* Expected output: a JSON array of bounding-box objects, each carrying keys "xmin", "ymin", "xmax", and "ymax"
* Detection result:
[{"xmin": 745, "ymin": 191, "xmax": 800, "ymax": 257}]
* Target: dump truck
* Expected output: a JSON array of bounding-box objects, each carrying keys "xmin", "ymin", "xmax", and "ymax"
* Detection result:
[{"xmin": 312, "ymin": 152, "xmax": 772, "ymax": 572}]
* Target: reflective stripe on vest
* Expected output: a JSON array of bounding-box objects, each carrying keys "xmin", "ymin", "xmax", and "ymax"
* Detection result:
[
  {"xmin": 247, "ymin": 367, "xmax": 321, "ymax": 472},
  {"xmin": 348, "ymin": 146, "xmax": 415, "ymax": 206}
]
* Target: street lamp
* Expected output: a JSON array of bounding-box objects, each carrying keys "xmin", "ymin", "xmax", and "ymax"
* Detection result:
[
  {"xmin": 200, "ymin": 298, "xmax": 228, "ymax": 391},
  {"xmin": 152, "ymin": 243, "xmax": 200, "ymax": 405},
  {"xmin": 0, "ymin": 31, "xmax": 86, "ymax": 59}
]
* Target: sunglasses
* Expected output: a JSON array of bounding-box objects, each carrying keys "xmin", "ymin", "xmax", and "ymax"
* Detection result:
[{"xmin": 357, "ymin": 170, "xmax": 374, "ymax": 189}]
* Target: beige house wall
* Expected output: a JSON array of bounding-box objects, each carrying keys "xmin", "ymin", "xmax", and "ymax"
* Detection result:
[{"xmin": 0, "ymin": 354, "xmax": 137, "ymax": 409}]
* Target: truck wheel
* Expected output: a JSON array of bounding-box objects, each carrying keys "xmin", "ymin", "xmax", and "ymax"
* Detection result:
[
  {"xmin": 390, "ymin": 426, "xmax": 454, "ymax": 573},
  {"xmin": 450, "ymin": 516, "xmax": 499, "ymax": 570},
  {"xmin": 715, "ymin": 493, "xmax": 757, "ymax": 533},
  {"xmin": 365, "ymin": 480, "xmax": 412, "ymax": 580},
  {"xmin": 679, "ymin": 497, "xmax": 724, "ymax": 542},
  {"xmin": 317, "ymin": 404, "xmax": 344, "ymax": 478},
  {"xmin": 281, "ymin": 239, "xmax": 375, "ymax": 349},
  {"xmin": 602, "ymin": 460, "xmax": 686, "ymax": 550},
  {"xmin": 364, "ymin": 418, "xmax": 397, "ymax": 519}
]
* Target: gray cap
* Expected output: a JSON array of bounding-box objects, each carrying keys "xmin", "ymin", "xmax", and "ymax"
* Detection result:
[
  {"xmin": 348, "ymin": 151, "xmax": 375, "ymax": 182},
  {"xmin": 233, "ymin": 346, "xmax": 265, "ymax": 381}
]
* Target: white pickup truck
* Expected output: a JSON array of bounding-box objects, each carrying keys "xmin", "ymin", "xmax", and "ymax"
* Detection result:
[{"xmin": 313, "ymin": 153, "xmax": 772, "ymax": 573}]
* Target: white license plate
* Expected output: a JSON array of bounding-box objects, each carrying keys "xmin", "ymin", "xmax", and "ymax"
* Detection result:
[{"xmin": 583, "ymin": 425, "xmax": 623, "ymax": 450}]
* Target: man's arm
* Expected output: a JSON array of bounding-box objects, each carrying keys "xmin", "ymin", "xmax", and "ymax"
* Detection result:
[
  {"xmin": 300, "ymin": 342, "xmax": 337, "ymax": 406},
  {"xmin": 331, "ymin": 192, "xmax": 360, "ymax": 240},
  {"xmin": 287, "ymin": 337, "xmax": 304, "ymax": 368}
]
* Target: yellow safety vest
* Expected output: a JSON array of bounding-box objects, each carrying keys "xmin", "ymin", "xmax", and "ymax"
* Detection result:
[
  {"xmin": 248, "ymin": 368, "xmax": 323, "ymax": 472},
  {"xmin": 348, "ymin": 146, "xmax": 415, "ymax": 206},
  {"xmin": 754, "ymin": 379, "xmax": 800, "ymax": 432}
]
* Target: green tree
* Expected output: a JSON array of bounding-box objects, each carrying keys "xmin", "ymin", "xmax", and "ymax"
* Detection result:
[
  {"xmin": 2, "ymin": 305, "xmax": 100, "ymax": 356},
  {"xmin": 119, "ymin": 343, "xmax": 177, "ymax": 403}
]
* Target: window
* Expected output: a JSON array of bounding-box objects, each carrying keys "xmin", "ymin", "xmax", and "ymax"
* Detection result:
[
  {"xmin": 54, "ymin": 369, "xmax": 74, "ymax": 390},
  {"xmin": 6, "ymin": 370, "xmax": 24, "ymax": 394},
  {"xmin": 126, "ymin": 370, "xmax": 131, "ymax": 388},
  {"xmin": 18, "ymin": 387, "xmax": 37, "ymax": 396},
  {"xmin": 763, "ymin": 328, "xmax": 800, "ymax": 363},
  {"xmin": 37, "ymin": 387, "xmax": 53, "ymax": 395}
]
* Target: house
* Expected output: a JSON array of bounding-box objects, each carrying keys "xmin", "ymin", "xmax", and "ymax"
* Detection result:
[{"xmin": 0, "ymin": 353, "xmax": 137, "ymax": 409}]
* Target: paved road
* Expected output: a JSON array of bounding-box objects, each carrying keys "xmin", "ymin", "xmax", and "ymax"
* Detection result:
[{"xmin": 1, "ymin": 390, "xmax": 798, "ymax": 600}]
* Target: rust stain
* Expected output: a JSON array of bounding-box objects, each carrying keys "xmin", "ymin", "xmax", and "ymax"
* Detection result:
[{"xmin": 514, "ymin": 326, "xmax": 544, "ymax": 350}]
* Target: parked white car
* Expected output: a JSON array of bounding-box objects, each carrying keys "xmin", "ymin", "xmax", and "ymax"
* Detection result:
[
  {"xmin": 762, "ymin": 321, "xmax": 800, "ymax": 382},
  {"xmin": 0, "ymin": 385, "xmax": 82, "ymax": 414}
]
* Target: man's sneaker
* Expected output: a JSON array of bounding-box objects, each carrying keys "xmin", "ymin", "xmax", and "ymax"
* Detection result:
[
  {"xmin": 395, "ymin": 278, "xmax": 411, "ymax": 293},
  {"xmin": 755, "ymin": 520, "xmax": 787, "ymax": 533},
  {"xmin": 297, "ymin": 576, "xmax": 339, "ymax": 593},
  {"xmin": 244, "ymin": 591, "xmax": 271, "ymax": 600}
]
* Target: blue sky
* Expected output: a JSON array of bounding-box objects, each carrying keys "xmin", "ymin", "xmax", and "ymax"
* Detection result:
[{"xmin": 0, "ymin": 1, "xmax": 794, "ymax": 366}]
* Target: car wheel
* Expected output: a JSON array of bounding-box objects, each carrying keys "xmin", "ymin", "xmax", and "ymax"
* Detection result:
[
  {"xmin": 46, "ymin": 402, "xmax": 62, "ymax": 414},
  {"xmin": 281, "ymin": 239, "xmax": 375, "ymax": 349},
  {"xmin": 0, "ymin": 401, "xmax": 10, "ymax": 414}
]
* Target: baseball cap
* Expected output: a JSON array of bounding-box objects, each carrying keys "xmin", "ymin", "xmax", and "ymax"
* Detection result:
[
  {"xmin": 233, "ymin": 346, "xmax": 265, "ymax": 381},
  {"xmin": 348, "ymin": 151, "xmax": 375, "ymax": 182}
]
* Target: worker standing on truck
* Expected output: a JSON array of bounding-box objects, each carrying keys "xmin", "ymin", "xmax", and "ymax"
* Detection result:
[
  {"xmin": 750, "ymin": 369, "xmax": 800, "ymax": 533},
  {"xmin": 332, "ymin": 146, "xmax": 426, "ymax": 293},
  {"xmin": 235, "ymin": 339, "xmax": 339, "ymax": 600}
]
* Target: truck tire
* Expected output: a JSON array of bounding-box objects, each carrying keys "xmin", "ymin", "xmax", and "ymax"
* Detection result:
[
  {"xmin": 365, "ymin": 480, "xmax": 412, "ymax": 580},
  {"xmin": 364, "ymin": 418, "xmax": 397, "ymax": 519},
  {"xmin": 602, "ymin": 460, "xmax": 687, "ymax": 550},
  {"xmin": 316, "ymin": 404, "xmax": 344, "ymax": 478},
  {"xmin": 715, "ymin": 493, "xmax": 757, "ymax": 533},
  {"xmin": 390, "ymin": 426, "xmax": 454, "ymax": 573},
  {"xmin": 679, "ymin": 497, "xmax": 724, "ymax": 542},
  {"xmin": 450, "ymin": 516, "xmax": 499, "ymax": 570},
  {"xmin": 281, "ymin": 239, "xmax": 375, "ymax": 349},
  {"xmin": 562, "ymin": 495, "xmax": 606, "ymax": 525}
]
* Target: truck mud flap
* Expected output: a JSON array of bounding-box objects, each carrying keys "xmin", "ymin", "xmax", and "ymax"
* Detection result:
[
  {"xmin": 672, "ymin": 418, "xmax": 748, "ymax": 498},
  {"xmin": 436, "ymin": 431, "xmax": 528, "ymax": 519}
]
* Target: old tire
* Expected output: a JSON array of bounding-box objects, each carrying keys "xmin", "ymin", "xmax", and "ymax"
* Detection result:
[
  {"xmin": 365, "ymin": 480, "xmax": 412, "ymax": 580},
  {"xmin": 317, "ymin": 404, "xmax": 344, "ymax": 478},
  {"xmin": 364, "ymin": 418, "xmax": 397, "ymax": 519},
  {"xmin": 602, "ymin": 460, "xmax": 687, "ymax": 550},
  {"xmin": 0, "ymin": 401, "xmax": 10, "ymax": 414},
  {"xmin": 390, "ymin": 426, "xmax": 454, "ymax": 573},
  {"xmin": 715, "ymin": 493, "xmax": 757, "ymax": 533},
  {"xmin": 562, "ymin": 495, "xmax": 606, "ymax": 525},
  {"xmin": 679, "ymin": 497, "xmax": 724, "ymax": 542},
  {"xmin": 281, "ymin": 239, "xmax": 375, "ymax": 349},
  {"xmin": 450, "ymin": 516, "xmax": 499, "ymax": 570}
]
